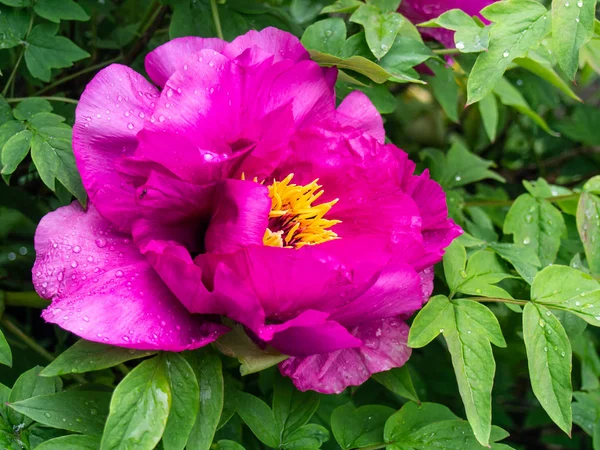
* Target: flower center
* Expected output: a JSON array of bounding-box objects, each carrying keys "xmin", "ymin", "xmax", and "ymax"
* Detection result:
[{"xmin": 261, "ymin": 174, "xmax": 340, "ymax": 249}]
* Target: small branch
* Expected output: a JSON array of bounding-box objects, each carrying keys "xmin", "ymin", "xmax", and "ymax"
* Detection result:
[
  {"xmin": 124, "ymin": 5, "xmax": 168, "ymax": 64},
  {"xmin": 210, "ymin": 0, "xmax": 224, "ymax": 40},
  {"xmin": 6, "ymin": 96, "xmax": 79, "ymax": 105},
  {"xmin": 1, "ymin": 13, "xmax": 34, "ymax": 97},
  {"xmin": 35, "ymin": 56, "xmax": 122, "ymax": 96},
  {"xmin": 433, "ymin": 48, "xmax": 462, "ymax": 55},
  {"xmin": 1, "ymin": 316, "xmax": 55, "ymax": 363},
  {"xmin": 1, "ymin": 317, "xmax": 87, "ymax": 383},
  {"xmin": 3, "ymin": 291, "xmax": 50, "ymax": 309},
  {"xmin": 468, "ymin": 297, "xmax": 529, "ymax": 306}
]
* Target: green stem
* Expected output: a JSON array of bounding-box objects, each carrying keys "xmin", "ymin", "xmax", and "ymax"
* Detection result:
[
  {"xmin": 433, "ymin": 48, "xmax": 462, "ymax": 55},
  {"xmin": 35, "ymin": 56, "xmax": 122, "ymax": 95},
  {"xmin": 2, "ymin": 13, "xmax": 34, "ymax": 97},
  {"xmin": 1, "ymin": 317, "xmax": 55, "ymax": 362},
  {"xmin": 1, "ymin": 317, "xmax": 87, "ymax": 383},
  {"xmin": 7, "ymin": 96, "xmax": 79, "ymax": 105},
  {"xmin": 210, "ymin": 0, "xmax": 224, "ymax": 40},
  {"xmin": 2, "ymin": 51, "xmax": 25, "ymax": 97},
  {"xmin": 468, "ymin": 297, "xmax": 529, "ymax": 306},
  {"xmin": 464, "ymin": 193, "xmax": 580, "ymax": 208},
  {"xmin": 3, "ymin": 291, "xmax": 50, "ymax": 308},
  {"xmin": 116, "ymin": 363, "xmax": 130, "ymax": 376}
]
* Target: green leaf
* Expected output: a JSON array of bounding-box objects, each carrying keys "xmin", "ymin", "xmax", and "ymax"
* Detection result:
[
  {"xmin": 420, "ymin": 8, "xmax": 489, "ymax": 53},
  {"xmin": 492, "ymin": 77, "xmax": 557, "ymax": 136},
  {"xmin": 420, "ymin": 142, "xmax": 504, "ymax": 190},
  {"xmin": 301, "ymin": 18, "xmax": 346, "ymax": 56},
  {"xmin": 0, "ymin": 329, "xmax": 11, "ymax": 367},
  {"xmin": 378, "ymin": 36, "xmax": 434, "ymax": 82},
  {"xmin": 408, "ymin": 295, "xmax": 452, "ymax": 348},
  {"xmin": 443, "ymin": 242, "xmax": 514, "ymax": 299},
  {"xmin": 577, "ymin": 192, "xmax": 600, "ymax": 276},
  {"xmin": 185, "ymin": 348, "xmax": 224, "ymax": 450},
  {"xmin": 236, "ymin": 393, "xmax": 279, "ymax": 448},
  {"xmin": 162, "ymin": 353, "xmax": 199, "ymax": 450},
  {"xmin": 8, "ymin": 366, "xmax": 57, "ymax": 426},
  {"xmin": 0, "ymin": 96, "xmax": 11, "ymax": 126},
  {"xmin": 411, "ymin": 295, "xmax": 505, "ymax": 446},
  {"xmin": 12, "ymin": 98, "xmax": 53, "ymax": 120},
  {"xmin": 321, "ymin": 0, "xmax": 362, "ymax": 14},
  {"xmin": 467, "ymin": 0, "xmax": 550, "ymax": 104},
  {"xmin": 426, "ymin": 60, "xmax": 459, "ymax": 123},
  {"xmin": 24, "ymin": 23, "xmax": 90, "ymax": 82},
  {"xmin": 488, "ymin": 242, "xmax": 541, "ymax": 284},
  {"xmin": 557, "ymin": 105, "xmax": 600, "ymax": 146},
  {"xmin": 215, "ymin": 323, "xmax": 288, "ymax": 375},
  {"xmin": 372, "ymin": 366, "xmax": 420, "ymax": 403},
  {"xmin": 34, "ymin": 435, "xmax": 101, "ymax": 450},
  {"xmin": 384, "ymin": 402, "xmax": 510, "ymax": 448},
  {"xmin": 350, "ymin": 5, "xmax": 404, "ymax": 59},
  {"xmin": 309, "ymin": 50, "xmax": 391, "ymax": 83},
  {"xmin": 283, "ymin": 424, "xmax": 330, "ymax": 449},
  {"xmin": 273, "ymin": 375, "xmax": 319, "ymax": 440},
  {"xmin": 573, "ymin": 334, "xmax": 600, "ymax": 390},
  {"xmin": 366, "ymin": 0, "xmax": 401, "ymax": 13},
  {"xmin": 0, "ymin": 5, "xmax": 28, "ymax": 49},
  {"xmin": 331, "ymin": 403, "xmax": 395, "ymax": 449},
  {"xmin": 531, "ymin": 265, "xmax": 600, "ymax": 327},
  {"xmin": 555, "ymin": 310, "xmax": 587, "ymax": 341},
  {"xmin": 552, "ymin": 0, "xmax": 597, "ymax": 79},
  {"xmin": 584, "ymin": 176, "xmax": 600, "ymax": 195},
  {"xmin": 33, "ymin": 0, "xmax": 89, "ymax": 23},
  {"xmin": 30, "ymin": 124, "xmax": 86, "ymax": 203},
  {"xmin": 523, "ymin": 303, "xmax": 572, "ymax": 435},
  {"xmin": 213, "ymin": 440, "xmax": 246, "ymax": 450},
  {"xmin": 479, "ymin": 93, "xmax": 499, "ymax": 141},
  {"xmin": 0, "ymin": 0, "xmax": 33, "ymax": 5},
  {"xmin": 8, "ymin": 391, "xmax": 110, "ymax": 435},
  {"xmin": 100, "ymin": 356, "xmax": 171, "ymax": 450},
  {"xmin": 514, "ymin": 53, "xmax": 581, "ymax": 101},
  {"xmin": 572, "ymin": 391, "xmax": 600, "ymax": 436},
  {"xmin": 1, "ymin": 130, "xmax": 32, "ymax": 178},
  {"xmin": 503, "ymin": 194, "xmax": 566, "ymax": 267},
  {"xmin": 41, "ymin": 340, "xmax": 156, "ymax": 376}
]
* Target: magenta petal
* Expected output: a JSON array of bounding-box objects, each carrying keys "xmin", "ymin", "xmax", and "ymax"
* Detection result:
[
  {"xmin": 261, "ymin": 310, "xmax": 362, "ymax": 357},
  {"xmin": 280, "ymin": 318, "xmax": 411, "ymax": 394},
  {"xmin": 204, "ymin": 180, "xmax": 270, "ymax": 254},
  {"xmin": 139, "ymin": 239, "xmax": 266, "ymax": 331},
  {"xmin": 224, "ymin": 27, "xmax": 309, "ymax": 63},
  {"xmin": 33, "ymin": 203, "xmax": 226, "ymax": 350},
  {"xmin": 336, "ymin": 91, "xmax": 385, "ymax": 143},
  {"xmin": 73, "ymin": 64, "xmax": 159, "ymax": 230},
  {"xmin": 331, "ymin": 263, "xmax": 424, "ymax": 328},
  {"xmin": 145, "ymin": 37, "xmax": 226, "ymax": 87}
]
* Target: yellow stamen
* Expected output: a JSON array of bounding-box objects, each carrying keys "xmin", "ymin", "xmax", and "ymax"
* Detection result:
[{"xmin": 258, "ymin": 173, "xmax": 340, "ymax": 249}]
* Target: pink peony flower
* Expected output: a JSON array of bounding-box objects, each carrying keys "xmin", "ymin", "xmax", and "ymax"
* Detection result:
[
  {"xmin": 399, "ymin": 0, "xmax": 497, "ymax": 48},
  {"xmin": 33, "ymin": 28, "xmax": 461, "ymax": 393}
]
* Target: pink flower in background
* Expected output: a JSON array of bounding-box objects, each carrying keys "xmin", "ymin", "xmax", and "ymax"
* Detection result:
[
  {"xmin": 400, "ymin": 0, "xmax": 497, "ymax": 48},
  {"xmin": 33, "ymin": 28, "xmax": 460, "ymax": 393}
]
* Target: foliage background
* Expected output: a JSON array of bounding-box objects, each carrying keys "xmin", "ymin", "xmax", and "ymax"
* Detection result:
[{"xmin": 1, "ymin": 0, "xmax": 600, "ymax": 449}]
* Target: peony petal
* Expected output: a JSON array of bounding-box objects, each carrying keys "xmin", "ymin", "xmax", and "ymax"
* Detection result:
[
  {"xmin": 204, "ymin": 180, "xmax": 271, "ymax": 254},
  {"xmin": 280, "ymin": 318, "xmax": 411, "ymax": 394},
  {"xmin": 195, "ymin": 245, "xmax": 359, "ymax": 321},
  {"xmin": 139, "ymin": 239, "xmax": 266, "ymax": 332},
  {"xmin": 33, "ymin": 203, "xmax": 226, "ymax": 351},
  {"xmin": 224, "ymin": 27, "xmax": 309, "ymax": 63},
  {"xmin": 331, "ymin": 263, "xmax": 425, "ymax": 328},
  {"xmin": 336, "ymin": 91, "xmax": 385, "ymax": 143},
  {"xmin": 145, "ymin": 37, "xmax": 226, "ymax": 87},
  {"xmin": 260, "ymin": 310, "xmax": 362, "ymax": 357},
  {"xmin": 73, "ymin": 64, "xmax": 159, "ymax": 230}
]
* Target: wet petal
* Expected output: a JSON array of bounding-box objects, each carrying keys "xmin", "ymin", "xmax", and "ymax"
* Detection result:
[
  {"xmin": 280, "ymin": 318, "xmax": 411, "ymax": 394},
  {"xmin": 336, "ymin": 91, "xmax": 384, "ymax": 143},
  {"xmin": 145, "ymin": 37, "xmax": 226, "ymax": 87},
  {"xmin": 33, "ymin": 203, "xmax": 226, "ymax": 351},
  {"xmin": 73, "ymin": 64, "xmax": 159, "ymax": 229},
  {"xmin": 224, "ymin": 27, "xmax": 309, "ymax": 63}
]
